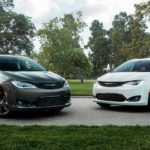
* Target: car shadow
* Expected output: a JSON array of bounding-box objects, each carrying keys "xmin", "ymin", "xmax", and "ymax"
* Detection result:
[
  {"xmin": 98, "ymin": 105, "xmax": 150, "ymax": 113},
  {"xmin": 6, "ymin": 110, "xmax": 71, "ymax": 119}
]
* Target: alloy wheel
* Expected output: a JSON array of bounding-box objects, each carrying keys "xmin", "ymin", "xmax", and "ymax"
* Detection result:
[{"xmin": 0, "ymin": 96, "xmax": 10, "ymax": 117}]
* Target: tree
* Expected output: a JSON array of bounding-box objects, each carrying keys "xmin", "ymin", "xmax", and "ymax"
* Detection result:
[
  {"xmin": 109, "ymin": 10, "xmax": 150, "ymax": 67},
  {"xmin": 37, "ymin": 12, "xmax": 90, "ymax": 80},
  {"xmin": 0, "ymin": 0, "xmax": 14, "ymax": 12},
  {"xmin": 109, "ymin": 12, "xmax": 133, "ymax": 67},
  {"xmin": 64, "ymin": 48, "xmax": 90, "ymax": 81},
  {"xmin": 135, "ymin": 1, "xmax": 150, "ymax": 21},
  {"xmin": 87, "ymin": 20, "xmax": 110, "ymax": 77},
  {"xmin": 123, "ymin": 16, "xmax": 150, "ymax": 59},
  {"xmin": 0, "ymin": 0, "xmax": 35, "ymax": 55},
  {"xmin": 130, "ymin": 1, "xmax": 150, "ymax": 59}
]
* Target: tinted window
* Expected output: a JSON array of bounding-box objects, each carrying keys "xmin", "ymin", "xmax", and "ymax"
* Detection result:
[
  {"xmin": 132, "ymin": 61, "xmax": 150, "ymax": 72},
  {"xmin": 113, "ymin": 60, "xmax": 150, "ymax": 72},
  {"xmin": 0, "ymin": 57, "xmax": 46, "ymax": 71},
  {"xmin": 0, "ymin": 58, "xmax": 18, "ymax": 71}
]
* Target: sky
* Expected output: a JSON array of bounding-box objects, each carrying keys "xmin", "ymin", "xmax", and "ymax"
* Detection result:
[{"xmin": 13, "ymin": 0, "xmax": 148, "ymax": 52}]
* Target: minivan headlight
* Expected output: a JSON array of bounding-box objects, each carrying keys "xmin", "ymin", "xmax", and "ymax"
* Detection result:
[
  {"xmin": 11, "ymin": 81, "xmax": 37, "ymax": 88},
  {"xmin": 94, "ymin": 80, "xmax": 99, "ymax": 85},
  {"xmin": 123, "ymin": 80, "xmax": 143, "ymax": 86}
]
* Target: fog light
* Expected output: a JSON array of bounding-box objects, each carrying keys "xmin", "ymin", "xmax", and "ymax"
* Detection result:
[
  {"xmin": 127, "ymin": 96, "xmax": 141, "ymax": 102},
  {"xmin": 17, "ymin": 99, "xmax": 32, "ymax": 106},
  {"xmin": 17, "ymin": 100, "xmax": 23, "ymax": 105}
]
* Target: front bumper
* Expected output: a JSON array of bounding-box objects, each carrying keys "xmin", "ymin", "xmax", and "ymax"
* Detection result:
[
  {"xmin": 10, "ymin": 102, "xmax": 71, "ymax": 112},
  {"xmin": 6, "ymin": 84, "xmax": 71, "ymax": 111},
  {"xmin": 93, "ymin": 83, "xmax": 149, "ymax": 106}
]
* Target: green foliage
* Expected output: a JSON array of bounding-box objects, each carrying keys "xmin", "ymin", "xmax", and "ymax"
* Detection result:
[
  {"xmin": 0, "ymin": 0, "xmax": 35, "ymax": 55},
  {"xmin": 109, "ymin": 12, "xmax": 133, "ymax": 66},
  {"xmin": 109, "ymin": 10, "xmax": 150, "ymax": 67},
  {"xmin": 123, "ymin": 17, "xmax": 150, "ymax": 59},
  {"xmin": 1, "ymin": 125, "xmax": 150, "ymax": 150},
  {"xmin": 87, "ymin": 20, "xmax": 110, "ymax": 76},
  {"xmin": 135, "ymin": 1, "xmax": 150, "ymax": 21},
  {"xmin": 87, "ymin": 3, "xmax": 150, "ymax": 75},
  {"xmin": 37, "ymin": 12, "xmax": 90, "ymax": 78},
  {"xmin": 0, "ymin": 0, "xmax": 14, "ymax": 12},
  {"xmin": 68, "ymin": 79, "xmax": 94, "ymax": 96}
]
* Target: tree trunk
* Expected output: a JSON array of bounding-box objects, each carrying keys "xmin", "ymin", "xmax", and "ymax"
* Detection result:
[{"xmin": 80, "ymin": 74, "xmax": 84, "ymax": 83}]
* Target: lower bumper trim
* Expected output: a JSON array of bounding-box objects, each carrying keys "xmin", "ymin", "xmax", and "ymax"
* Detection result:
[
  {"xmin": 10, "ymin": 102, "xmax": 71, "ymax": 111},
  {"xmin": 92, "ymin": 98, "xmax": 147, "ymax": 106}
]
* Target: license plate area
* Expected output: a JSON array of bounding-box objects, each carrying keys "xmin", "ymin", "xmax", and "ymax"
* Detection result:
[{"xmin": 34, "ymin": 96, "xmax": 67, "ymax": 107}]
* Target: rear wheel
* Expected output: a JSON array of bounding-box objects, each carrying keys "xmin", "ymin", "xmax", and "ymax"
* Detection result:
[{"xmin": 98, "ymin": 103, "xmax": 110, "ymax": 108}]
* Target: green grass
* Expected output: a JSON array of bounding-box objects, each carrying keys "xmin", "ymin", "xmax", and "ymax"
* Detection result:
[
  {"xmin": 68, "ymin": 80, "xmax": 95, "ymax": 96},
  {"xmin": 0, "ymin": 125, "xmax": 150, "ymax": 150}
]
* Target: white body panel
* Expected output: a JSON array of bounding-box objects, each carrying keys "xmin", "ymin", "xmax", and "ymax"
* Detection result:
[{"xmin": 93, "ymin": 72, "xmax": 150, "ymax": 106}]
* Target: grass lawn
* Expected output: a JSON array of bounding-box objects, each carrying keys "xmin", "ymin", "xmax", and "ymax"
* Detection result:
[
  {"xmin": 68, "ymin": 80, "xmax": 95, "ymax": 96},
  {"xmin": 0, "ymin": 125, "xmax": 150, "ymax": 150}
]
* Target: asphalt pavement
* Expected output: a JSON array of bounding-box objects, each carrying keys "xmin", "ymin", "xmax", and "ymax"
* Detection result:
[{"xmin": 0, "ymin": 97, "xmax": 150, "ymax": 126}]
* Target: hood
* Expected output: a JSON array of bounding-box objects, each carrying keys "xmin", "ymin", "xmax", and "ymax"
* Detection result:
[
  {"xmin": 98, "ymin": 72, "xmax": 150, "ymax": 82},
  {"xmin": 2, "ymin": 71, "xmax": 63, "ymax": 83}
]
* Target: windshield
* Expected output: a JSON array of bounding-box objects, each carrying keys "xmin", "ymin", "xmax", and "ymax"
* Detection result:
[
  {"xmin": 113, "ymin": 60, "xmax": 150, "ymax": 72},
  {"xmin": 0, "ymin": 57, "xmax": 46, "ymax": 71}
]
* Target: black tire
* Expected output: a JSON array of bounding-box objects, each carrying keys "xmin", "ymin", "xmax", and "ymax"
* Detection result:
[
  {"xmin": 0, "ymin": 91, "xmax": 10, "ymax": 118},
  {"xmin": 98, "ymin": 103, "xmax": 110, "ymax": 108},
  {"xmin": 147, "ymin": 94, "xmax": 150, "ymax": 109}
]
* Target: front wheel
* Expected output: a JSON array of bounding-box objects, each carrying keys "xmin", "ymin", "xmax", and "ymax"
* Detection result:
[
  {"xmin": 0, "ymin": 96, "xmax": 10, "ymax": 117},
  {"xmin": 98, "ymin": 103, "xmax": 110, "ymax": 109},
  {"xmin": 147, "ymin": 94, "xmax": 150, "ymax": 108}
]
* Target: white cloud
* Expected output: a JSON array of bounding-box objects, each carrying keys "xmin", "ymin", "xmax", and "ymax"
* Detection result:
[
  {"xmin": 82, "ymin": 0, "xmax": 146, "ymax": 28},
  {"xmin": 13, "ymin": 0, "xmax": 148, "ymax": 51},
  {"xmin": 14, "ymin": 0, "xmax": 148, "ymax": 28},
  {"xmin": 14, "ymin": 0, "xmax": 61, "ymax": 28}
]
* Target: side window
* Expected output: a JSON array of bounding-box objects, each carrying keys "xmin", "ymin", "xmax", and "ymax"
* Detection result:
[
  {"xmin": 133, "ymin": 61, "xmax": 150, "ymax": 72},
  {"xmin": 144, "ymin": 62, "xmax": 150, "ymax": 71},
  {"xmin": 0, "ymin": 59, "xmax": 18, "ymax": 71}
]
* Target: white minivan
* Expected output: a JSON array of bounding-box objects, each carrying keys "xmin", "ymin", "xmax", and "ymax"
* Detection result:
[{"xmin": 93, "ymin": 58, "xmax": 150, "ymax": 108}]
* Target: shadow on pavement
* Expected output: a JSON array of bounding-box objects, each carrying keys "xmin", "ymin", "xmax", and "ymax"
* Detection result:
[
  {"xmin": 6, "ymin": 110, "xmax": 70, "ymax": 120},
  {"xmin": 98, "ymin": 105, "xmax": 150, "ymax": 113}
]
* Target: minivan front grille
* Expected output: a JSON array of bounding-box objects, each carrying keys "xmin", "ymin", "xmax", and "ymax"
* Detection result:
[
  {"xmin": 99, "ymin": 81, "xmax": 126, "ymax": 87},
  {"xmin": 32, "ymin": 82, "xmax": 64, "ymax": 89},
  {"xmin": 96, "ymin": 93, "xmax": 126, "ymax": 102}
]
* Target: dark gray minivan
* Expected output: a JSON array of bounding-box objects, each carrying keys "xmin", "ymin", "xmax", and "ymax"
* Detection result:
[{"xmin": 0, "ymin": 55, "xmax": 71, "ymax": 117}]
